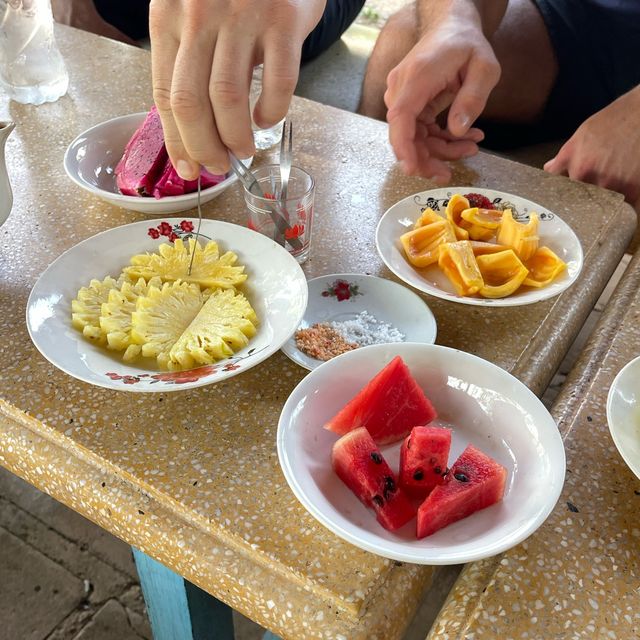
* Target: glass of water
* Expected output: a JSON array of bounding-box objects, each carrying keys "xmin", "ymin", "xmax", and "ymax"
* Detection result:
[{"xmin": 249, "ymin": 65, "xmax": 285, "ymax": 150}]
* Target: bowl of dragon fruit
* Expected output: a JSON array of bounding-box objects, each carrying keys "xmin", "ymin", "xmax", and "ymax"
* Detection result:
[
  {"xmin": 64, "ymin": 108, "xmax": 252, "ymax": 215},
  {"xmin": 277, "ymin": 343, "xmax": 566, "ymax": 563}
]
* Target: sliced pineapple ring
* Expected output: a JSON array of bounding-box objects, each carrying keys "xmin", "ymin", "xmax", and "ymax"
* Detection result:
[
  {"xmin": 71, "ymin": 276, "xmax": 119, "ymax": 345},
  {"xmin": 131, "ymin": 281, "xmax": 207, "ymax": 368},
  {"xmin": 168, "ymin": 289, "xmax": 258, "ymax": 370},
  {"xmin": 99, "ymin": 276, "xmax": 162, "ymax": 361},
  {"xmin": 124, "ymin": 238, "xmax": 247, "ymax": 290}
]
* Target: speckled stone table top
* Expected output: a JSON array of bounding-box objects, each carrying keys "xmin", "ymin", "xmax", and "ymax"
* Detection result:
[
  {"xmin": 428, "ymin": 253, "xmax": 640, "ymax": 640},
  {"xmin": 0, "ymin": 26, "xmax": 637, "ymax": 640}
]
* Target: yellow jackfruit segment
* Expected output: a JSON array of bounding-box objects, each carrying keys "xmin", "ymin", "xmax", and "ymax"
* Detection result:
[
  {"xmin": 445, "ymin": 194, "xmax": 470, "ymax": 240},
  {"xmin": 497, "ymin": 210, "xmax": 539, "ymax": 262},
  {"xmin": 413, "ymin": 207, "xmax": 443, "ymax": 229},
  {"xmin": 400, "ymin": 219, "xmax": 457, "ymax": 268},
  {"xmin": 124, "ymin": 238, "xmax": 247, "ymax": 290},
  {"xmin": 438, "ymin": 241, "xmax": 484, "ymax": 296},
  {"xmin": 461, "ymin": 207, "xmax": 503, "ymax": 241},
  {"xmin": 523, "ymin": 247, "xmax": 567, "ymax": 288},
  {"xmin": 477, "ymin": 250, "xmax": 529, "ymax": 298},
  {"xmin": 469, "ymin": 241, "xmax": 508, "ymax": 256}
]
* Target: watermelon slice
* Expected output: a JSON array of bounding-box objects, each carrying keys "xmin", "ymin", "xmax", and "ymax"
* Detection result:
[
  {"xmin": 324, "ymin": 356, "xmax": 437, "ymax": 445},
  {"xmin": 399, "ymin": 425, "xmax": 451, "ymax": 497},
  {"xmin": 332, "ymin": 427, "xmax": 416, "ymax": 531},
  {"xmin": 115, "ymin": 106, "xmax": 168, "ymax": 196},
  {"xmin": 417, "ymin": 444, "xmax": 506, "ymax": 538}
]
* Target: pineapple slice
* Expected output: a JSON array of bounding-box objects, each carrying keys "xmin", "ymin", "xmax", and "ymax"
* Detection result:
[
  {"xmin": 131, "ymin": 281, "xmax": 207, "ymax": 368},
  {"xmin": 168, "ymin": 289, "xmax": 258, "ymax": 370},
  {"xmin": 99, "ymin": 276, "xmax": 161, "ymax": 361},
  {"xmin": 124, "ymin": 238, "xmax": 247, "ymax": 290},
  {"xmin": 72, "ymin": 276, "xmax": 119, "ymax": 345}
]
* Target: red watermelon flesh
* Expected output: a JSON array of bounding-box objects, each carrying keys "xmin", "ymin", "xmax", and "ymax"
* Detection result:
[
  {"xmin": 115, "ymin": 106, "xmax": 168, "ymax": 196},
  {"xmin": 399, "ymin": 426, "xmax": 451, "ymax": 498},
  {"xmin": 332, "ymin": 427, "xmax": 416, "ymax": 531},
  {"xmin": 417, "ymin": 444, "xmax": 507, "ymax": 538},
  {"xmin": 324, "ymin": 356, "xmax": 437, "ymax": 445}
]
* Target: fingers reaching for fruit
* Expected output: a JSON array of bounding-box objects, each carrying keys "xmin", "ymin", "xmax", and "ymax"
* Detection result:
[{"xmin": 149, "ymin": 0, "xmax": 326, "ymax": 178}]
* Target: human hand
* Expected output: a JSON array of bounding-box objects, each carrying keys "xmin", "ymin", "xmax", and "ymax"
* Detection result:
[
  {"xmin": 384, "ymin": 13, "xmax": 500, "ymax": 180},
  {"xmin": 149, "ymin": 0, "xmax": 326, "ymax": 179},
  {"xmin": 544, "ymin": 88, "xmax": 640, "ymax": 206}
]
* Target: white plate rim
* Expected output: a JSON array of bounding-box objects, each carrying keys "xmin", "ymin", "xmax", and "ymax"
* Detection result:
[
  {"xmin": 277, "ymin": 342, "xmax": 566, "ymax": 564},
  {"xmin": 26, "ymin": 217, "xmax": 308, "ymax": 392},
  {"xmin": 280, "ymin": 272, "xmax": 438, "ymax": 371},
  {"xmin": 375, "ymin": 186, "xmax": 584, "ymax": 307},
  {"xmin": 606, "ymin": 354, "xmax": 640, "ymax": 479}
]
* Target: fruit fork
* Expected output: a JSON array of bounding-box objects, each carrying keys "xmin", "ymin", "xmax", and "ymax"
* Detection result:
[{"xmin": 279, "ymin": 120, "xmax": 292, "ymax": 201}]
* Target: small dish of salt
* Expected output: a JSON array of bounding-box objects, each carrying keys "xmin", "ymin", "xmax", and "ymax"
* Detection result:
[{"xmin": 281, "ymin": 274, "xmax": 437, "ymax": 370}]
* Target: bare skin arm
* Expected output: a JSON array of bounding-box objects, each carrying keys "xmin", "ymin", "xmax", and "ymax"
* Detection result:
[
  {"xmin": 544, "ymin": 85, "xmax": 640, "ymax": 206},
  {"xmin": 385, "ymin": 0, "xmax": 508, "ymax": 179}
]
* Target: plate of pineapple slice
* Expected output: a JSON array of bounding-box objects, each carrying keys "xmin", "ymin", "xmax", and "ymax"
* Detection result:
[
  {"xmin": 375, "ymin": 187, "xmax": 583, "ymax": 307},
  {"xmin": 27, "ymin": 218, "xmax": 308, "ymax": 391}
]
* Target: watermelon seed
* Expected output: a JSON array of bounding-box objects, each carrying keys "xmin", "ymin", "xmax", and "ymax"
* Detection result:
[
  {"xmin": 454, "ymin": 472, "xmax": 469, "ymax": 482},
  {"xmin": 429, "ymin": 457, "xmax": 436, "ymax": 464},
  {"xmin": 413, "ymin": 469, "xmax": 424, "ymax": 481},
  {"xmin": 370, "ymin": 452, "xmax": 383, "ymax": 464},
  {"xmin": 384, "ymin": 476, "xmax": 396, "ymax": 491},
  {"xmin": 434, "ymin": 466, "xmax": 442, "ymax": 475},
  {"xmin": 372, "ymin": 495, "xmax": 384, "ymax": 507}
]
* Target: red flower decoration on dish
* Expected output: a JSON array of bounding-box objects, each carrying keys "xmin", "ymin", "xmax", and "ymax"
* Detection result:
[
  {"xmin": 180, "ymin": 220, "xmax": 194, "ymax": 232},
  {"xmin": 322, "ymin": 278, "xmax": 361, "ymax": 301},
  {"xmin": 147, "ymin": 228, "xmax": 160, "ymax": 239},
  {"xmin": 168, "ymin": 232, "xmax": 179, "ymax": 242},
  {"xmin": 151, "ymin": 365, "xmax": 219, "ymax": 384},
  {"xmin": 222, "ymin": 363, "xmax": 241, "ymax": 372},
  {"xmin": 158, "ymin": 221, "xmax": 173, "ymax": 236}
]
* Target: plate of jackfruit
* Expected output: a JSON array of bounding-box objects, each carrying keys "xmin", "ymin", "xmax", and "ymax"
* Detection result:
[
  {"xmin": 26, "ymin": 218, "xmax": 308, "ymax": 391},
  {"xmin": 375, "ymin": 188, "xmax": 583, "ymax": 307}
]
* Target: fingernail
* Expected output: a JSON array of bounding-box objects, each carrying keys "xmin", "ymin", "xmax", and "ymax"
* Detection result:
[
  {"xmin": 456, "ymin": 113, "xmax": 470, "ymax": 131},
  {"xmin": 205, "ymin": 165, "xmax": 226, "ymax": 177},
  {"xmin": 177, "ymin": 160, "xmax": 195, "ymax": 180}
]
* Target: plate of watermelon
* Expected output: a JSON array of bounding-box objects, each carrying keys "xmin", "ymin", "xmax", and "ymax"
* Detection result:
[
  {"xmin": 277, "ymin": 343, "xmax": 566, "ymax": 564},
  {"xmin": 64, "ymin": 109, "xmax": 252, "ymax": 215}
]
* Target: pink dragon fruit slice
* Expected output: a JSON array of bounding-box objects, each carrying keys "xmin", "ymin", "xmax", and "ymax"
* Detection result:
[
  {"xmin": 115, "ymin": 106, "xmax": 168, "ymax": 196},
  {"xmin": 152, "ymin": 160, "xmax": 226, "ymax": 199}
]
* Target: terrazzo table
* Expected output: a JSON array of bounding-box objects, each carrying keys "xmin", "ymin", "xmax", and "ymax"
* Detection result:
[
  {"xmin": 0, "ymin": 26, "xmax": 637, "ymax": 640},
  {"xmin": 428, "ymin": 253, "xmax": 640, "ymax": 640}
]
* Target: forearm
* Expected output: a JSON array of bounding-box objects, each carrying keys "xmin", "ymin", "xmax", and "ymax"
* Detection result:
[{"xmin": 417, "ymin": 0, "xmax": 509, "ymax": 37}]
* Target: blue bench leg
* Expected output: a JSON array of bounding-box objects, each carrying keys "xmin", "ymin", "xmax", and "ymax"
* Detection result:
[{"xmin": 133, "ymin": 547, "xmax": 234, "ymax": 640}]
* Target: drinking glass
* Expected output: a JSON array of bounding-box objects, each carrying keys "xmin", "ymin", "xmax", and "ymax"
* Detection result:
[{"xmin": 243, "ymin": 165, "xmax": 315, "ymax": 264}]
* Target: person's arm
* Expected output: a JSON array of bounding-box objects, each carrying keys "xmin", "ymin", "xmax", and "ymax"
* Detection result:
[
  {"xmin": 544, "ymin": 86, "xmax": 640, "ymax": 206},
  {"xmin": 385, "ymin": 0, "xmax": 508, "ymax": 179},
  {"xmin": 149, "ymin": 0, "xmax": 327, "ymax": 180}
]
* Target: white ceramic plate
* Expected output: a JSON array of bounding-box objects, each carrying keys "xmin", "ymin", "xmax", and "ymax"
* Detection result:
[
  {"xmin": 27, "ymin": 218, "xmax": 307, "ymax": 392},
  {"xmin": 606, "ymin": 355, "xmax": 640, "ymax": 479},
  {"xmin": 277, "ymin": 343, "xmax": 565, "ymax": 564},
  {"xmin": 281, "ymin": 273, "xmax": 437, "ymax": 370},
  {"xmin": 376, "ymin": 187, "xmax": 583, "ymax": 307},
  {"xmin": 64, "ymin": 112, "xmax": 252, "ymax": 214}
]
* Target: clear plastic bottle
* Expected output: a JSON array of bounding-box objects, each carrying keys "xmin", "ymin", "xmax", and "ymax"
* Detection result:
[{"xmin": 0, "ymin": 0, "xmax": 69, "ymax": 105}]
